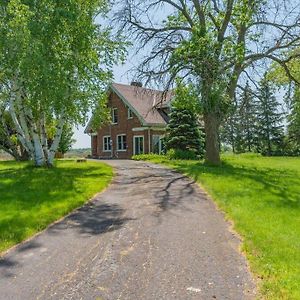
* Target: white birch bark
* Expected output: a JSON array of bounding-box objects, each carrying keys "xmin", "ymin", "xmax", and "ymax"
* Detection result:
[
  {"xmin": 47, "ymin": 114, "xmax": 65, "ymax": 166},
  {"xmin": 9, "ymin": 97, "xmax": 34, "ymax": 158},
  {"xmin": 30, "ymin": 125, "xmax": 45, "ymax": 166},
  {"xmin": 40, "ymin": 115, "xmax": 49, "ymax": 162},
  {"xmin": 23, "ymin": 103, "xmax": 45, "ymax": 166}
]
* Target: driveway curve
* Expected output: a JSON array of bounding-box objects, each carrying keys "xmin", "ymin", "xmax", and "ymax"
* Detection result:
[{"xmin": 0, "ymin": 160, "xmax": 256, "ymax": 300}]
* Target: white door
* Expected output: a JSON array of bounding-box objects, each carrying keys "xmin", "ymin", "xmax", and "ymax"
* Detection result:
[{"xmin": 133, "ymin": 136, "xmax": 144, "ymax": 155}]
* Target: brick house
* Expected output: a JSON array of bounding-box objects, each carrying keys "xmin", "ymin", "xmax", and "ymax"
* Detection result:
[{"xmin": 85, "ymin": 82, "xmax": 173, "ymax": 159}]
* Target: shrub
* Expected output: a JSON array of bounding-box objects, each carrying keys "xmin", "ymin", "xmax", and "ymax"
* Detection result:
[
  {"xmin": 166, "ymin": 149, "xmax": 198, "ymax": 160},
  {"xmin": 132, "ymin": 154, "xmax": 165, "ymax": 161}
]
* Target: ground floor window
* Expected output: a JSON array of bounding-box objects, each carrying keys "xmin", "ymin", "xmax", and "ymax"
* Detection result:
[
  {"xmin": 103, "ymin": 136, "xmax": 111, "ymax": 152},
  {"xmin": 152, "ymin": 135, "xmax": 165, "ymax": 154},
  {"xmin": 117, "ymin": 134, "xmax": 127, "ymax": 151},
  {"xmin": 134, "ymin": 136, "xmax": 144, "ymax": 155}
]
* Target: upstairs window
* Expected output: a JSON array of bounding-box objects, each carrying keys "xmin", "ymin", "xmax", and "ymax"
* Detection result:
[
  {"xmin": 112, "ymin": 108, "xmax": 118, "ymax": 124},
  {"xmin": 103, "ymin": 136, "xmax": 111, "ymax": 152},
  {"xmin": 117, "ymin": 134, "xmax": 127, "ymax": 151},
  {"xmin": 128, "ymin": 108, "xmax": 133, "ymax": 119}
]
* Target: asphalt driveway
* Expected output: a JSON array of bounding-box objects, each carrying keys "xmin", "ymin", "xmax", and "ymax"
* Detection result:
[{"xmin": 0, "ymin": 160, "xmax": 256, "ymax": 299}]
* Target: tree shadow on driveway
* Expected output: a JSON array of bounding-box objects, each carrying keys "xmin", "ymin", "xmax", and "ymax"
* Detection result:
[{"xmin": 0, "ymin": 202, "xmax": 132, "ymax": 278}]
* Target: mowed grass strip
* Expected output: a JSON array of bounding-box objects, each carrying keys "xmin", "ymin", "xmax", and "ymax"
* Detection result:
[
  {"xmin": 133, "ymin": 153, "xmax": 300, "ymax": 300},
  {"xmin": 0, "ymin": 160, "xmax": 113, "ymax": 254}
]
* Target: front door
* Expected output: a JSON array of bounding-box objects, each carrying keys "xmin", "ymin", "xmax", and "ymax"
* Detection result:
[{"xmin": 134, "ymin": 136, "xmax": 144, "ymax": 155}]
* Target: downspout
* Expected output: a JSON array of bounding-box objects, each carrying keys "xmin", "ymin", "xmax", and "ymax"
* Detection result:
[
  {"xmin": 110, "ymin": 123, "xmax": 113, "ymax": 159},
  {"xmin": 148, "ymin": 129, "xmax": 151, "ymax": 154}
]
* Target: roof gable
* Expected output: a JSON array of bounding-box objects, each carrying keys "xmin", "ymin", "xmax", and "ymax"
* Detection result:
[
  {"xmin": 111, "ymin": 83, "xmax": 173, "ymax": 126},
  {"xmin": 85, "ymin": 83, "xmax": 173, "ymax": 133}
]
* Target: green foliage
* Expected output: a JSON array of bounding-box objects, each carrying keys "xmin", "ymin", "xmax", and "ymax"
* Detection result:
[
  {"xmin": 0, "ymin": 109, "xmax": 28, "ymax": 160},
  {"xmin": 286, "ymin": 87, "xmax": 300, "ymax": 155},
  {"xmin": 268, "ymin": 53, "xmax": 300, "ymax": 155},
  {"xmin": 166, "ymin": 149, "xmax": 198, "ymax": 160},
  {"xmin": 133, "ymin": 153, "xmax": 300, "ymax": 299},
  {"xmin": 0, "ymin": 160, "xmax": 113, "ymax": 253},
  {"xmin": 268, "ymin": 48, "xmax": 300, "ymax": 86},
  {"xmin": 220, "ymin": 82, "xmax": 257, "ymax": 153},
  {"xmin": 256, "ymin": 77, "xmax": 285, "ymax": 156},
  {"xmin": 0, "ymin": 0, "xmax": 126, "ymax": 165},
  {"xmin": 57, "ymin": 124, "xmax": 76, "ymax": 154},
  {"xmin": 165, "ymin": 83, "xmax": 205, "ymax": 158},
  {"xmin": 221, "ymin": 78, "xmax": 287, "ymax": 157},
  {"xmin": 132, "ymin": 153, "xmax": 164, "ymax": 161}
]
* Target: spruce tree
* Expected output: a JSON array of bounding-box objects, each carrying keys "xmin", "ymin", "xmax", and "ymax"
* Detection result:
[
  {"xmin": 256, "ymin": 77, "xmax": 284, "ymax": 156},
  {"xmin": 238, "ymin": 82, "xmax": 257, "ymax": 152},
  {"xmin": 165, "ymin": 83, "xmax": 205, "ymax": 158},
  {"xmin": 166, "ymin": 107, "xmax": 204, "ymax": 155},
  {"xmin": 287, "ymin": 87, "xmax": 300, "ymax": 155},
  {"xmin": 220, "ymin": 108, "xmax": 240, "ymax": 153}
]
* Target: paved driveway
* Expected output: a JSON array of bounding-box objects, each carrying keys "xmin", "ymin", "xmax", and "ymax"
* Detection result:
[{"xmin": 0, "ymin": 160, "xmax": 256, "ymax": 299}]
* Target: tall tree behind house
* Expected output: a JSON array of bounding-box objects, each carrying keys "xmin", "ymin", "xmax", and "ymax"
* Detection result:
[
  {"xmin": 255, "ymin": 77, "xmax": 285, "ymax": 156},
  {"xmin": 238, "ymin": 82, "xmax": 257, "ymax": 152}
]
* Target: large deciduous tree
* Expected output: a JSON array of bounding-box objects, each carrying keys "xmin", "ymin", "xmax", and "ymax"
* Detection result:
[
  {"xmin": 117, "ymin": 0, "xmax": 300, "ymax": 164},
  {"xmin": 0, "ymin": 0, "xmax": 124, "ymax": 166}
]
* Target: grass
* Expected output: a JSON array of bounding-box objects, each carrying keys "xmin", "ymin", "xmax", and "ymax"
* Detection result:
[
  {"xmin": 133, "ymin": 153, "xmax": 300, "ymax": 300},
  {"xmin": 0, "ymin": 160, "xmax": 113, "ymax": 254}
]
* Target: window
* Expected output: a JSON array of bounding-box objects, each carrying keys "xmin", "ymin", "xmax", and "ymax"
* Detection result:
[
  {"xmin": 117, "ymin": 134, "xmax": 127, "ymax": 151},
  {"xmin": 112, "ymin": 108, "xmax": 118, "ymax": 124},
  {"xmin": 134, "ymin": 136, "xmax": 144, "ymax": 155},
  {"xmin": 103, "ymin": 136, "xmax": 111, "ymax": 152},
  {"xmin": 152, "ymin": 135, "xmax": 165, "ymax": 154},
  {"xmin": 128, "ymin": 108, "xmax": 133, "ymax": 119}
]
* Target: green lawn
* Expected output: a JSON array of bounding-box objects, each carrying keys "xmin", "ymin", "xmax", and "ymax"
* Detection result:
[
  {"xmin": 0, "ymin": 160, "xmax": 113, "ymax": 254},
  {"xmin": 133, "ymin": 153, "xmax": 300, "ymax": 300}
]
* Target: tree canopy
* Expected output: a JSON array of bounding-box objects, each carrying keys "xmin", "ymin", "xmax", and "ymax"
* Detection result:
[
  {"xmin": 116, "ymin": 0, "xmax": 300, "ymax": 164},
  {"xmin": 0, "ymin": 0, "xmax": 125, "ymax": 166}
]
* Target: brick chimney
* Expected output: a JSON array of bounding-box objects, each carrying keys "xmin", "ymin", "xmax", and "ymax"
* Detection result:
[{"xmin": 131, "ymin": 81, "xmax": 143, "ymax": 87}]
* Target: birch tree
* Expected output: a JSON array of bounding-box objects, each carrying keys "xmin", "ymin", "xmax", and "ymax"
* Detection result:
[
  {"xmin": 0, "ymin": 0, "xmax": 124, "ymax": 166},
  {"xmin": 117, "ymin": 0, "xmax": 300, "ymax": 164}
]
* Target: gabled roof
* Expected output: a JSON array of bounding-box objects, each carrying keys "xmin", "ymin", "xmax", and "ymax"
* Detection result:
[
  {"xmin": 85, "ymin": 83, "xmax": 173, "ymax": 133},
  {"xmin": 111, "ymin": 83, "xmax": 173, "ymax": 126}
]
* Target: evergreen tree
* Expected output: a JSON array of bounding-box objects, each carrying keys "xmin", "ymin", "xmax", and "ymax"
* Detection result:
[
  {"xmin": 238, "ymin": 83, "xmax": 257, "ymax": 152},
  {"xmin": 256, "ymin": 77, "xmax": 284, "ymax": 156},
  {"xmin": 220, "ymin": 108, "xmax": 241, "ymax": 153},
  {"xmin": 287, "ymin": 87, "xmax": 300, "ymax": 155},
  {"xmin": 220, "ymin": 83, "xmax": 256, "ymax": 153},
  {"xmin": 165, "ymin": 83, "xmax": 205, "ymax": 158}
]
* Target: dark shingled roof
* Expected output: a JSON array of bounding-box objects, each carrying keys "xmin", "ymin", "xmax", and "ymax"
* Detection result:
[
  {"xmin": 111, "ymin": 83, "xmax": 173, "ymax": 126},
  {"xmin": 85, "ymin": 83, "xmax": 173, "ymax": 133}
]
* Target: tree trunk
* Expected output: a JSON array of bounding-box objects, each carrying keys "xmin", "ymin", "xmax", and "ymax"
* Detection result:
[
  {"xmin": 204, "ymin": 112, "xmax": 221, "ymax": 165},
  {"xmin": 47, "ymin": 115, "xmax": 65, "ymax": 166}
]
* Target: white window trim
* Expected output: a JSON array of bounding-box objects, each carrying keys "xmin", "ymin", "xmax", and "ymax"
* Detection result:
[
  {"xmin": 127, "ymin": 107, "xmax": 133, "ymax": 119},
  {"xmin": 103, "ymin": 135, "xmax": 111, "ymax": 152},
  {"xmin": 112, "ymin": 108, "xmax": 118, "ymax": 124},
  {"xmin": 133, "ymin": 135, "xmax": 145, "ymax": 155},
  {"xmin": 152, "ymin": 135, "xmax": 164, "ymax": 154},
  {"xmin": 116, "ymin": 134, "xmax": 127, "ymax": 152}
]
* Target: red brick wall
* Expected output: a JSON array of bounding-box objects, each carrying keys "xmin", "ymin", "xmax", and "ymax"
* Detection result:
[
  {"xmin": 95, "ymin": 91, "xmax": 143, "ymax": 159},
  {"xmin": 91, "ymin": 136, "xmax": 98, "ymax": 157},
  {"xmin": 91, "ymin": 91, "xmax": 166, "ymax": 159}
]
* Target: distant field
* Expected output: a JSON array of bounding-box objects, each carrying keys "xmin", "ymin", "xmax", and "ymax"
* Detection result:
[
  {"xmin": 133, "ymin": 153, "xmax": 300, "ymax": 300},
  {"xmin": 0, "ymin": 151, "xmax": 13, "ymax": 161},
  {"xmin": 65, "ymin": 148, "xmax": 91, "ymax": 159},
  {"xmin": 0, "ymin": 160, "xmax": 112, "ymax": 254}
]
